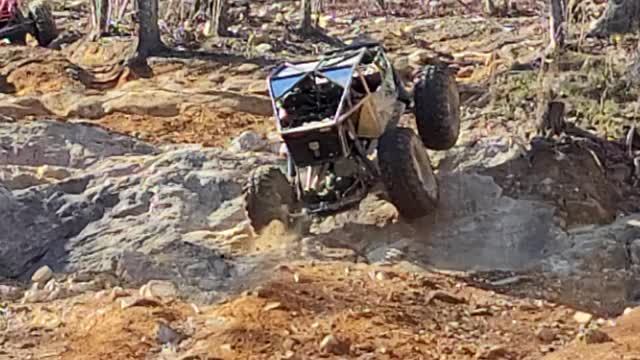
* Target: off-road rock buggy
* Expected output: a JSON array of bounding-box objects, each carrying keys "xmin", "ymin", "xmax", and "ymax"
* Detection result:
[
  {"xmin": 246, "ymin": 42, "xmax": 460, "ymax": 231},
  {"xmin": 0, "ymin": 0, "xmax": 57, "ymax": 46}
]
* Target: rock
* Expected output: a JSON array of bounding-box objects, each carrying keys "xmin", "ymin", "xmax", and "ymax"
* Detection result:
[
  {"xmin": 140, "ymin": 280, "xmax": 178, "ymax": 299},
  {"xmin": 282, "ymin": 350, "xmax": 296, "ymax": 359},
  {"xmin": 573, "ymin": 311, "xmax": 593, "ymax": 324},
  {"xmin": 0, "ymin": 285, "xmax": 22, "ymax": 300},
  {"xmin": 535, "ymin": 327, "xmax": 556, "ymax": 343},
  {"xmin": 578, "ymin": 328, "xmax": 613, "ymax": 344},
  {"xmin": 31, "ymin": 307, "xmax": 62, "ymax": 329},
  {"xmin": 208, "ymin": 73, "xmax": 226, "ymax": 83},
  {"xmin": 490, "ymin": 276, "xmax": 522, "ymax": 286},
  {"xmin": 109, "ymin": 287, "xmax": 129, "ymax": 301},
  {"xmin": 37, "ymin": 165, "xmax": 72, "ymax": 180},
  {"xmin": 319, "ymin": 334, "xmax": 350, "ymax": 355},
  {"xmin": 0, "ymin": 95, "xmax": 51, "ymax": 120},
  {"xmin": 623, "ymin": 307, "xmax": 636, "ymax": 316},
  {"xmin": 282, "ymin": 338, "xmax": 298, "ymax": 351},
  {"xmin": 475, "ymin": 345, "xmax": 510, "ymax": 360},
  {"xmin": 255, "ymin": 43, "xmax": 273, "ymax": 53},
  {"xmin": 229, "ymin": 131, "xmax": 267, "ymax": 152},
  {"xmin": 263, "ymin": 302, "xmax": 283, "ymax": 311},
  {"xmin": 0, "ymin": 122, "xmax": 261, "ymax": 297},
  {"xmin": 375, "ymin": 271, "xmax": 389, "ymax": 281},
  {"xmin": 470, "ymin": 307, "xmax": 492, "ymax": 316},
  {"xmin": 630, "ymin": 239, "xmax": 640, "ymax": 265},
  {"xmin": 44, "ymin": 279, "xmax": 58, "ymax": 292},
  {"xmin": 0, "ymin": 166, "xmax": 52, "ymax": 190},
  {"xmin": 120, "ymin": 296, "xmax": 163, "ymax": 309},
  {"xmin": 31, "ymin": 266, "xmax": 54, "ymax": 285},
  {"xmin": 234, "ymin": 63, "xmax": 260, "ymax": 74},
  {"xmin": 56, "ymin": 95, "xmax": 107, "ymax": 119},
  {"xmin": 221, "ymin": 78, "xmax": 255, "ymax": 92},
  {"xmin": 207, "ymin": 198, "xmax": 250, "ymax": 231},
  {"xmin": 67, "ymin": 281, "xmax": 101, "ymax": 294},
  {"xmin": 22, "ymin": 286, "xmax": 50, "ymax": 303},
  {"xmin": 156, "ymin": 323, "xmax": 187, "ymax": 345},
  {"xmin": 247, "ymin": 81, "xmax": 268, "ymax": 95},
  {"xmin": 102, "ymin": 91, "xmax": 181, "ymax": 117},
  {"xmin": 425, "ymin": 290, "xmax": 466, "ymax": 305},
  {"xmin": 407, "ymin": 49, "xmax": 431, "ymax": 66}
]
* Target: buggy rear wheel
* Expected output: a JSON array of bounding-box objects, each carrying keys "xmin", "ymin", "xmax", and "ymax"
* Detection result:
[
  {"xmin": 245, "ymin": 165, "xmax": 295, "ymax": 232},
  {"xmin": 28, "ymin": 0, "xmax": 57, "ymax": 47},
  {"xmin": 378, "ymin": 127, "xmax": 438, "ymax": 220},
  {"xmin": 413, "ymin": 64, "xmax": 461, "ymax": 150},
  {"xmin": 4, "ymin": 10, "xmax": 27, "ymax": 44}
]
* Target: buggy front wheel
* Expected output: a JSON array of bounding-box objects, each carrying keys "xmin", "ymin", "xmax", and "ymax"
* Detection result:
[
  {"xmin": 377, "ymin": 127, "xmax": 439, "ymax": 220},
  {"xmin": 28, "ymin": 0, "xmax": 58, "ymax": 47},
  {"xmin": 244, "ymin": 165, "xmax": 295, "ymax": 233}
]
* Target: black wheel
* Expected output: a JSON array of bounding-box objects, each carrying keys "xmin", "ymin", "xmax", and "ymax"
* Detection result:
[
  {"xmin": 27, "ymin": 0, "xmax": 58, "ymax": 47},
  {"xmin": 244, "ymin": 165, "xmax": 295, "ymax": 232},
  {"xmin": 413, "ymin": 64, "xmax": 461, "ymax": 150},
  {"xmin": 378, "ymin": 127, "xmax": 438, "ymax": 220},
  {"xmin": 5, "ymin": 30, "xmax": 27, "ymax": 45},
  {"xmin": 5, "ymin": 10, "xmax": 27, "ymax": 45}
]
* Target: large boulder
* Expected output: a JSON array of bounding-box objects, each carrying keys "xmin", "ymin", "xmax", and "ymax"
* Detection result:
[{"xmin": 0, "ymin": 120, "xmax": 279, "ymax": 302}]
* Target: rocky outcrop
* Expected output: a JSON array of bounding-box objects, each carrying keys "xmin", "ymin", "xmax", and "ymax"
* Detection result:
[
  {"xmin": 0, "ymin": 120, "xmax": 280, "ymax": 302},
  {"xmin": 1, "ymin": 120, "xmax": 639, "ymax": 311}
]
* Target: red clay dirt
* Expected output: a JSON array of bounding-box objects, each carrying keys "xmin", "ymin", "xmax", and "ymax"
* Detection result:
[{"xmin": 0, "ymin": 262, "xmax": 598, "ymax": 360}]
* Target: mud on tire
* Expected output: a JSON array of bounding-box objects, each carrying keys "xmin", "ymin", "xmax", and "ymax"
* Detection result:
[
  {"xmin": 378, "ymin": 127, "xmax": 439, "ymax": 220},
  {"xmin": 28, "ymin": 0, "xmax": 58, "ymax": 47},
  {"xmin": 245, "ymin": 165, "xmax": 295, "ymax": 232},
  {"xmin": 413, "ymin": 64, "xmax": 461, "ymax": 150}
]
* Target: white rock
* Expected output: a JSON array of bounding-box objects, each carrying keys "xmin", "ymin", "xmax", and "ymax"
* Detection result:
[
  {"xmin": 0, "ymin": 285, "xmax": 23, "ymax": 300},
  {"xmin": 140, "ymin": 280, "xmax": 177, "ymax": 299},
  {"xmin": 407, "ymin": 49, "xmax": 430, "ymax": 66},
  {"xmin": 234, "ymin": 63, "xmax": 260, "ymax": 74},
  {"xmin": 109, "ymin": 286, "xmax": 129, "ymax": 301},
  {"xmin": 31, "ymin": 265, "xmax": 53, "ymax": 284},
  {"xmin": 623, "ymin": 307, "xmax": 636, "ymax": 316},
  {"xmin": 255, "ymin": 43, "xmax": 273, "ymax": 53},
  {"xmin": 46, "ymin": 287, "xmax": 64, "ymax": 301},
  {"xmin": 68, "ymin": 281, "xmax": 100, "ymax": 294},
  {"xmin": 229, "ymin": 131, "xmax": 267, "ymax": 152},
  {"xmin": 22, "ymin": 288, "xmax": 49, "ymax": 303},
  {"xmin": 573, "ymin": 311, "xmax": 593, "ymax": 324},
  {"xmin": 44, "ymin": 278, "xmax": 58, "ymax": 292}
]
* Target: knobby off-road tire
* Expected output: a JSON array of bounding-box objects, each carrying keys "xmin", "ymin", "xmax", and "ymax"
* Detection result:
[
  {"xmin": 413, "ymin": 64, "xmax": 461, "ymax": 150},
  {"xmin": 378, "ymin": 127, "xmax": 439, "ymax": 220},
  {"xmin": 28, "ymin": 0, "xmax": 58, "ymax": 47},
  {"xmin": 245, "ymin": 165, "xmax": 295, "ymax": 233},
  {"xmin": 5, "ymin": 11, "xmax": 27, "ymax": 45}
]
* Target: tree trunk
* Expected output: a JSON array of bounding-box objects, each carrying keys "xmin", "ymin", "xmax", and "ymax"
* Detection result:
[
  {"xmin": 300, "ymin": 0, "xmax": 314, "ymax": 33},
  {"xmin": 483, "ymin": 0, "xmax": 496, "ymax": 15},
  {"xmin": 209, "ymin": 0, "xmax": 229, "ymax": 37},
  {"xmin": 538, "ymin": 100, "xmax": 566, "ymax": 135},
  {"xmin": 548, "ymin": 0, "xmax": 566, "ymax": 53},
  {"xmin": 89, "ymin": 0, "xmax": 109, "ymax": 39},
  {"xmin": 588, "ymin": 0, "xmax": 640, "ymax": 37},
  {"xmin": 311, "ymin": 0, "xmax": 323, "ymax": 25},
  {"xmin": 132, "ymin": 0, "xmax": 167, "ymax": 62}
]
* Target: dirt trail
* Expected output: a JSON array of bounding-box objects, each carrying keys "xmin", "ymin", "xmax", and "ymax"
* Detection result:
[{"xmin": 0, "ymin": 262, "xmax": 589, "ymax": 359}]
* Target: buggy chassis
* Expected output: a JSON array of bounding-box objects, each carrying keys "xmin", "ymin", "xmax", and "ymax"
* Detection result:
[
  {"xmin": 245, "ymin": 42, "xmax": 461, "ymax": 231},
  {"xmin": 268, "ymin": 44, "xmax": 405, "ymax": 214}
]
